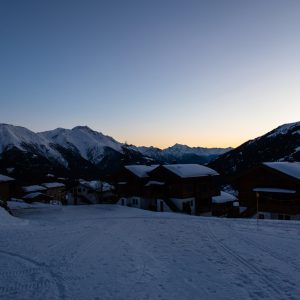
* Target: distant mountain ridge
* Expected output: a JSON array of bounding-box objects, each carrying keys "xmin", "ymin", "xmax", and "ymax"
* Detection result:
[
  {"xmin": 136, "ymin": 143, "xmax": 232, "ymax": 164},
  {"xmin": 209, "ymin": 121, "xmax": 300, "ymax": 178},
  {"xmin": 0, "ymin": 123, "xmax": 230, "ymax": 181}
]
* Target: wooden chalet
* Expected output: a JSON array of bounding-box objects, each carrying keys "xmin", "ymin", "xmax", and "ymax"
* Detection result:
[
  {"xmin": 237, "ymin": 162, "xmax": 300, "ymax": 220},
  {"xmin": 116, "ymin": 165, "xmax": 159, "ymax": 209},
  {"xmin": 67, "ymin": 180, "xmax": 115, "ymax": 205},
  {"xmin": 211, "ymin": 191, "xmax": 239, "ymax": 217},
  {"xmin": 41, "ymin": 182, "xmax": 66, "ymax": 202},
  {"xmin": 148, "ymin": 164, "xmax": 220, "ymax": 214},
  {"xmin": 0, "ymin": 174, "xmax": 15, "ymax": 205},
  {"xmin": 117, "ymin": 164, "xmax": 220, "ymax": 215}
]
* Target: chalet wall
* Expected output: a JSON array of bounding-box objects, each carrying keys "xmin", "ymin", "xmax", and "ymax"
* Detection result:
[{"xmin": 237, "ymin": 165, "xmax": 300, "ymax": 214}]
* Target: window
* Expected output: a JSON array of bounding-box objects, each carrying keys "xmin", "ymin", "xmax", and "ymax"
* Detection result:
[
  {"xmin": 284, "ymin": 215, "xmax": 291, "ymax": 220},
  {"xmin": 258, "ymin": 214, "xmax": 264, "ymax": 219},
  {"xmin": 278, "ymin": 214, "xmax": 284, "ymax": 220}
]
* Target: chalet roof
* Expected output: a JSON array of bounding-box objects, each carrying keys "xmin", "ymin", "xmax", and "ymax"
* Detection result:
[
  {"xmin": 212, "ymin": 191, "xmax": 237, "ymax": 204},
  {"xmin": 125, "ymin": 165, "xmax": 159, "ymax": 178},
  {"xmin": 80, "ymin": 180, "xmax": 101, "ymax": 191},
  {"xmin": 23, "ymin": 192, "xmax": 45, "ymax": 199},
  {"xmin": 0, "ymin": 174, "xmax": 15, "ymax": 183},
  {"xmin": 263, "ymin": 162, "xmax": 300, "ymax": 180},
  {"xmin": 22, "ymin": 185, "xmax": 47, "ymax": 193},
  {"xmin": 145, "ymin": 181, "xmax": 165, "ymax": 187},
  {"xmin": 162, "ymin": 164, "xmax": 219, "ymax": 178},
  {"xmin": 42, "ymin": 182, "xmax": 65, "ymax": 189},
  {"xmin": 79, "ymin": 180, "xmax": 114, "ymax": 192},
  {"xmin": 253, "ymin": 187, "xmax": 296, "ymax": 194}
]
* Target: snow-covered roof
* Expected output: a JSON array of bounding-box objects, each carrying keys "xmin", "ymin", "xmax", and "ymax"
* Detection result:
[
  {"xmin": 80, "ymin": 180, "xmax": 101, "ymax": 190},
  {"xmin": 263, "ymin": 162, "xmax": 300, "ymax": 180},
  {"xmin": 22, "ymin": 185, "xmax": 47, "ymax": 193},
  {"xmin": 125, "ymin": 165, "xmax": 159, "ymax": 178},
  {"xmin": 145, "ymin": 181, "xmax": 165, "ymax": 187},
  {"xmin": 0, "ymin": 174, "xmax": 15, "ymax": 183},
  {"xmin": 212, "ymin": 191, "xmax": 237, "ymax": 204},
  {"xmin": 42, "ymin": 182, "xmax": 65, "ymax": 189},
  {"xmin": 253, "ymin": 188, "xmax": 296, "ymax": 194},
  {"xmin": 23, "ymin": 192, "xmax": 45, "ymax": 199},
  {"xmin": 163, "ymin": 164, "xmax": 219, "ymax": 178},
  {"xmin": 79, "ymin": 180, "xmax": 114, "ymax": 192}
]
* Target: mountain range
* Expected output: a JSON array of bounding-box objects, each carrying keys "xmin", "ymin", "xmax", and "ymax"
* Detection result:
[
  {"xmin": 0, "ymin": 121, "xmax": 299, "ymax": 183},
  {"xmin": 0, "ymin": 124, "xmax": 230, "ymax": 182}
]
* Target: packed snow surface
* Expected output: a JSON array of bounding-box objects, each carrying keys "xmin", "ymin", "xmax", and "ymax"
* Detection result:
[
  {"xmin": 125, "ymin": 165, "xmax": 159, "ymax": 178},
  {"xmin": 163, "ymin": 164, "xmax": 219, "ymax": 178},
  {"xmin": 1, "ymin": 205, "xmax": 300, "ymax": 300},
  {"xmin": 264, "ymin": 162, "xmax": 300, "ymax": 180}
]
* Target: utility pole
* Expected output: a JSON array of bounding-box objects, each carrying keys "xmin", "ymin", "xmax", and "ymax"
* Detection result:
[{"xmin": 256, "ymin": 192, "xmax": 260, "ymax": 229}]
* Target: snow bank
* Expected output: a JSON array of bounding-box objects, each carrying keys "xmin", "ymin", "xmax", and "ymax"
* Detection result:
[{"xmin": 0, "ymin": 206, "xmax": 24, "ymax": 225}]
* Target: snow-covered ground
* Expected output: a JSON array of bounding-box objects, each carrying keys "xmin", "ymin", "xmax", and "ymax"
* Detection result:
[{"xmin": 1, "ymin": 205, "xmax": 300, "ymax": 300}]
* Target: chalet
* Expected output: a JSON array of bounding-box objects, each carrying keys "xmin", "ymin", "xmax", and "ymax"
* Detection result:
[
  {"xmin": 67, "ymin": 180, "xmax": 115, "ymax": 205},
  {"xmin": 22, "ymin": 185, "xmax": 47, "ymax": 194},
  {"xmin": 41, "ymin": 182, "xmax": 66, "ymax": 202},
  {"xmin": 211, "ymin": 191, "xmax": 239, "ymax": 217},
  {"xmin": 116, "ymin": 165, "xmax": 159, "ymax": 209},
  {"xmin": 237, "ymin": 162, "xmax": 300, "ymax": 220},
  {"xmin": 117, "ymin": 164, "xmax": 220, "ymax": 215},
  {"xmin": 23, "ymin": 192, "xmax": 53, "ymax": 203},
  {"xmin": 20, "ymin": 184, "xmax": 49, "ymax": 203},
  {"xmin": 0, "ymin": 174, "xmax": 15, "ymax": 205},
  {"xmin": 148, "ymin": 164, "xmax": 220, "ymax": 214}
]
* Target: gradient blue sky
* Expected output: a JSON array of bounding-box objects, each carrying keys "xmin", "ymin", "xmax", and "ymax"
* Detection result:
[{"xmin": 0, "ymin": 0, "xmax": 299, "ymax": 148}]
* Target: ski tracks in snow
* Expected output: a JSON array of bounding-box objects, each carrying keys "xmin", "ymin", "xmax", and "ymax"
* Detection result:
[
  {"xmin": 204, "ymin": 220, "xmax": 299, "ymax": 300},
  {"xmin": 0, "ymin": 249, "xmax": 66, "ymax": 300}
]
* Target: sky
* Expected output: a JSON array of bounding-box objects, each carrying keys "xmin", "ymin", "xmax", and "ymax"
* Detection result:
[{"xmin": 0, "ymin": 0, "xmax": 299, "ymax": 148}]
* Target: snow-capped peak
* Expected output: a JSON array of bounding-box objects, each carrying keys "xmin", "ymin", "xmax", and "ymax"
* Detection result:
[
  {"xmin": 39, "ymin": 126, "xmax": 123, "ymax": 163},
  {"xmin": 266, "ymin": 121, "xmax": 300, "ymax": 138},
  {"xmin": 0, "ymin": 124, "xmax": 67, "ymax": 166}
]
